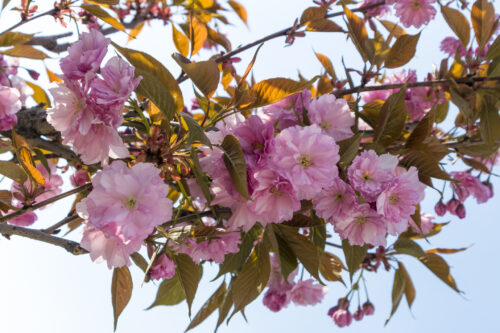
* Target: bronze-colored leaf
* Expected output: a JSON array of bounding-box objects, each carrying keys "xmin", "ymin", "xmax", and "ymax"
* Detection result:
[
  {"xmin": 173, "ymin": 253, "xmax": 202, "ymax": 316},
  {"xmin": 342, "ymin": 239, "xmax": 367, "ymax": 280},
  {"xmin": 0, "ymin": 161, "xmax": 27, "ymax": 183},
  {"xmin": 385, "ymin": 267, "xmax": 406, "ymax": 325},
  {"xmin": 419, "ymin": 253, "xmax": 460, "ymax": 292},
  {"xmin": 26, "ymin": 81, "xmax": 51, "ymax": 108},
  {"xmin": 471, "ymin": 0, "xmax": 496, "ymax": 49},
  {"xmin": 374, "ymin": 87, "xmax": 407, "ymax": 146},
  {"xmin": 1, "ymin": 45, "xmax": 49, "ymax": 59},
  {"xmin": 81, "ymin": 4, "xmax": 125, "ymax": 32},
  {"xmin": 320, "ymin": 252, "xmax": 345, "ymax": 282},
  {"xmin": 398, "ymin": 262, "xmax": 415, "ymax": 308},
  {"xmin": 147, "ymin": 274, "xmax": 186, "ymax": 308},
  {"xmin": 300, "ymin": 6, "xmax": 327, "ymax": 25},
  {"xmin": 344, "ymin": 6, "xmax": 368, "ymax": 61},
  {"xmin": 385, "ymin": 33, "xmax": 420, "ymax": 68},
  {"xmin": 172, "ymin": 25, "xmax": 189, "ymax": 57},
  {"xmin": 228, "ymin": 0, "xmax": 247, "ymax": 24},
  {"xmin": 306, "ymin": 19, "xmax": 343, "ymax": 32},
  {"xmin": 186, "ymin": 282, "xmax": 227, "ymax": 331},
  {"xmin": 189, "ymin": 17, "xmax": 208, "ymax": 56},
  {"xmin": 220, "ymin": 134, "xmax": 250, "ymax": 199},
  {"xmin": 315, "ymin": 52, "xmax": 336, "ymax": 79},
  {"xmin": 441, "ymin": 6, "xmax": 470, "ymax": 46},
  {"xmin": 0, "ymin": 32, "xmax": 33, "ymax": 47},
  {"xmin": 111, "ymin": 266, "xmax": 133, "ymax": 331},
  {"xmin": 173, "ymin": 54, "xmax": 220, "ymax": 98}
]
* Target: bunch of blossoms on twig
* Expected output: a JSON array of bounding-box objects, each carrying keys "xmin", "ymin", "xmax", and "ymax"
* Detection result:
[{"xmin": 47, "ymin": 29, "xmax": 141, "ymax": 165}]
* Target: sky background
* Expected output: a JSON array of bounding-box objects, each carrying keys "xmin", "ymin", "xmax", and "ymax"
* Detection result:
[{"xmin": 0, "ymin": 1, "xmax": 499, "ymax": 332}]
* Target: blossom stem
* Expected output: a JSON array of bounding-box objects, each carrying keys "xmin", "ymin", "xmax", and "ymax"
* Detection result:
[
  {"xmin": 334, "ymin": 76, "xmax": 500, "ymax": 96},
  {"xmin": 0, "ymin": 184, "xmax": 91, "ymax": 224},
  {"xmin": 177, "ymin": 1, "xmax": 386, "ymax": 83},
  {"xmin": 326, "ymin": 241, "xmax": 342, "ymax": 249},
  {"xmin": 0, "ymin": 223, "xmax": 87, "ymax": 255},
  {"xmin": 42, "ymin": 214, "xmax": 82, "ymax": 234}
]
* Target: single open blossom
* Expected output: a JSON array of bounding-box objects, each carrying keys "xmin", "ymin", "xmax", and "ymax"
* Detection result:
[
  {"xmin": 233, "ymin": 115, "xmax": 275, "ymax": 168},
  {"xmin": 263, "ymin": 90, "xmax": 311, "ymax": 130},
  {"xmin": 348, "ymin": 150, "xmax": 398, "ymax": 202},
  {"xmin": 289, "ymin": 279, "xmax": 328, "ymax": 306},
  {"xmin": 451, "ymin": 171, "xmax": 492, "ymax": 204},
  {"xmin": 0, "ymin": 85, "xmax": 21, "ymax": 131},
  {"xmin": 149, "ymin": 253, "xmax": 176, "ymax": 280},
  {"xmin": 6, "ymin": 203, "xmax": 37, "ymax": 227},
  {"xmin": 249, "ymin": 168, "xmax": 300, "ymax": 224},
  {"xmin": 308, "ymin": 94, "xmax": 354, "ymax": 141},
  {"xmin": 263, "ymin": 290, "xmax": 290, "ymax": 312},
  {"xmin": 313, "ymin": 178, "xmax": 358, "ymax": 222},
  {"xmin": 77, "ymin": 161, "xmax": 172, "ymax": 267},
  {"xmin": 440, "ymin": 37, "xmax": 466, "ymax": 57},
  {"xmin": 377, "ymin": 167, "xmax": 425, "ymax": 235},
  {"xmin": 70, "ymin": 169, "xmax": 90, "ymax": 187},
  {"xmin": 80, "ymin": 223, "xmax": 143, "ymax": 269},
  {"xmin": 272, "ymin": 125, "xmax": 340, "ymax": 199},
  {"xmin": 60, "ymin": 29, "xmax": 110, "ymax": 80},
  {"xmin": 335, "ymin": 204, "xmax": 387, "ymax": 247},
  {"xmin": 394, "ymin": 0, "xmax": 436, "ymax": 28},
  {"xmin": 91, "ymin": 56, "xmax": 142, "ymax": 106},
  {"xmin": 329, "ymin": 306, "xmax": 353, "ymax": 328},
  {"xmin": 174, "ymin": 231, "xmax": 241, "ymax": 264}
]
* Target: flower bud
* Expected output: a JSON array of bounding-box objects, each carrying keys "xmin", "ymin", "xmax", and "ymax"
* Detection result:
[
  {"xmin": 362, "ymin": 301, "xmax": 375, "ymax": 316},
  {"xmin": 434, "ymin": 200, "xmax": 447, "ymax": 216},
  {"xmin": 353, "ymin": 307, "xmax": 364, "ymax": 321},
  {"xmin": 330, "ymin": 307, "xmax": 352, "ymax": 328},
  {"xmin": 456, "ymin": 203, "xmax": 466, "ymax": 219},
  {"xmin": 263, "ymin": 290, "xmax": 288, "ymax": 312},
  {"xmin": 446, "ymin": 198, "xmax": 460, "ymax": 215}
]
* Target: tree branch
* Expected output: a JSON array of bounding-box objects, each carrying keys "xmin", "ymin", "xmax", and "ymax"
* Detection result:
[
  {"xmin": 0, "ymin": 223, "xmax": 87, "ymax": 255},
  {"xmin": 0, "ymin": 184, "xmax": 91, "ymax": 224},
  {"xmin": 42, "ymin": 214, "xmax": 82, "ymax": 235},
  {"xmin": 0, "ymin": 8, "xmax": 58, "ymax": 35}
]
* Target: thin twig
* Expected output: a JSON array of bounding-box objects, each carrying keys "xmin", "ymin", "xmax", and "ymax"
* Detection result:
[
  {"xmin": 0, "ymin": 184, "xmax": 91, "ymax": 224},
  {"xmin": 334, "ymin": 76, "xmax": 500, "ymax": 96},
  {"xmin": 42, "ymin": 214, "xmax": 81, "ymax": 234},
  {"xmin": 0, "ymin": 223, "xmax": 87, "ymax": 255},
  {"xmin": 326, "ymin": 241, "xmax": 342, "ymax": 249},
  {"xmin": 0, "ymin": 8, "xmax": 57, "ymax": 35},
  {"xmin": 160, "ymin": 207, "xmax": 232, "ymax": 228}
]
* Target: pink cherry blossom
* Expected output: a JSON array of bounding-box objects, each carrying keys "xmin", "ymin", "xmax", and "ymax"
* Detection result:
[
  {"xmin": 377, "ymin": 167, "xmax": 425, "ymax": 235},
  {"xmin": 451, "ymin": 171, "xmax": 492, "ymax": 204},
  {"xmin": 174, "ymin": 230, "xmax": 241, "ymax": 264},
  {"xmin": 335, "ymin": 204, "xmax": 387, "ymax": 247},
  {"xmin": 91, "ymin": 56, "xmax": 142, "ymax": 106},
  {"xmin": 263, "ymin": 290, "xmax": 290, "ymax": 312},
  {"xmin": 149, "ymin": 253, "xmax": 176, "ymax": 280},
  {"xmin": 77, "ymin": 161, "xmax": 172, "ymax": 251},
  {"xmin": 248, "ymin": 168, "xmax": 300, "ymax": 224},
  {"xmin": 361, "ymin": 83, "xmax": 391, "ymax": 104},
  {"xmin": 233, "ymin": 115, "xmax": 275, "ymax": 168},
  {"xmin": 60, "ymin": 29, "xmax": 110, "ymax": 80},
  {"xmin": 329, "ymin": 306, "xmax": 353, "ymax": 327},
  {"xmin": 440, "ymin": 37, "xmax": 466, "ymax": 57},
  {"xmin": 289, "ymin": 279, "xmax": 328, "ymax": 306},
  {"xmin": 6, "ymin": 203, "xmax": 37, "ymax": 227},
  {"xmin": 361, "ymin": 0, "xmax": 391, "ymax": 17},
  {"xmin": 394, "ymin": 0, "xmax": 437, "ymax": 28},
  {"xmin": 313, "ymin": 178, "xmax": 358, "ymax": 222},
  {"xmin": 0, "ymin": 85, "xmax": 21, "ymax": 130},
  {"xmin": 70, "ymin": 169, "xmax": 90, "ymax": 187},
  {"xmin": 362, "ymin": 301, "xmax": 375, "ymax": 315},
  {"xmin": 308, "ymin": 94, "xmax": 354, "ymax": 141},
  {"xmin": 353, "ymin": 307, "xmax": 364, "ymax": 321},
  {"xmin": 80, "ymin": 223, "xmax": 142, "ymax": 269},
  {"xmin": 263, "ymin": 90, "xmax": 311, "ymax": 130},
  {"xmin": 272, "ymin": 124, "xmax": 340, "ymax": 199},
  {"xmin": 348, "ymin": 150, "xmax": 398, "ymax": 202},
  {"xmin": 435, "ymin": 200, "xmax": 447, "ymax": 216}
]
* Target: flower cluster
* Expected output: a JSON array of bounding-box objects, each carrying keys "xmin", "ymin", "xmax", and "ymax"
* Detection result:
[
  {"xmin": 48, "ymin": 29, "xmax": 141, "ymax": 165},
  {"xmin": 263, "ymin": 255, "xmax": 327, "ymax": 312},
  {"xmin": 328, "ymin": 298, "xmax": 375, "ymax": 328},
  {"xmin": 77, "ymin": 161, "xmax": 172, "ymax": 268}
]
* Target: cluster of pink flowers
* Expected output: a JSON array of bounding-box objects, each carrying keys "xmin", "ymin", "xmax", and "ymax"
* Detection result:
[
  {"xmin": 361, "ymin": 0, "xmax": 436, "ymax": 28},
  {"xmin": 149, "ymin": 253, "xmax": 176, "ymax": 280},
  {"xmin": 77, "ymin": 161, "xmax": 172, "ymax": 268},
  {"xmin": 362, "ymin": 70, "xmax": 445, "ymax": 121},
  {"xmin": 48, "ymin": 29, "xmax": 141, "ymax": 165},
  {"xmin": 328, "ymin": 298, "xmax": 375, "ymax": 328},
  {"xmin": 263, "ymin": 255, "xmax": 327, "ymax": 312},
  {"xmin": 8, "ymin": 161, "xmax": 63, "ymax": 227},
  {"xmin": 435, "ymin": 171, "xmax": 493, "ymax": 219}
]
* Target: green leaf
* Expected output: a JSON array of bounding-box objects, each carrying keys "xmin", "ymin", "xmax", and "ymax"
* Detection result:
[
  {"xmin": 337, "ymin": 132, "xmax": 363, "ymax": 166},
  {"xmin": 81, "ymin": 4, "xmax": 125, "ymax": 32},
  {"xmin": 173, "ymin": 253, "xmax": 202, "ymax": 315},
  {"xmin": 384, "ymin": 33, "xmax": 420, "ymax": 68},
  {"xmin": 266, "ymin": 224, "xmax": 298, "ymax": 281},
  {"xmin": 181, "ymin": 113, "xmax": 212, "ymax": 147},
  {"xmin": 478, "ymin": 93, "xmax": 500, "ymax": 145},
  {"xmin": 113, "ymin": 43, "xmax": 184, "ymax": 119},
  {"xmin": 385, "ymin": 267, "xmax": 406, "ymax": 325},
  {"xmin": 186, "ymin": 282, "xmax": 227, "ymax": 331},
  {"xmin": 220, "ymin": 134, "xmax": 250, "ymax": 199},
  {"xmin": 147, "ymin": 274, "xmax": 186, "ymax": 309},
  {"xmin": 342, "ymin": 239, "xmax": 368, "ymax": 280},
  {"xmin": 130, "ymin": 252, "xmax": 149, "ymax": 273},
  {"xmin": 441, "ymin": 6, "xmax": 470, "ymax": 46},
  {"xmin": 486, "ymin": 35, "xmax": 500, "ymax": 59},
  {"xmin": 277, "ymin": 224, "xmax": 321, "ymax": 281},
  {"xmin": 0, "ymin": 32, "xmax": 33, "ymax": 47},
  {"xmin": 230, "ymin": 242, "xmax": 270, "ymax": 314},
  {"xmin": 215, "ymin": 227, "xmax": 259, "ymax": 279},
  {"xmin": 190, "ymin": 149, "xmax": 212, "ymax": 203},
  {"xmin": 111, "ymin": 266, "xmax": 133, "ymax": 331},
  {"xmin": 320, "ymin": 252, "xmax": 345, "ymax": 283},
  {"xmin": 310, "ymin": 223, "xmax": 327, "ymax": 255},
  {"xmin": 173, "ymin": 54, "xmax": 220, "ymax": 98},
  {"xmin": 374, "ymin": 87, "xmax": 407, "ymax": 146},
  {"xmin": 406, "ymin": 108, "xmax": 435, "ymax": 148},
  {"xmin": 419, "ymin": 253, "xmax": 460, "ymax": 292},
  {"xmin": 0, "ymin": 161, "xmax": 27, "ymax": 183},
  {"xmin": 398, "ymin": 262, "xmax": 415, "ymax": 308},
  {"xmin": 393, "ymin": 238, "xmax": 426, "ymax": 258},
  {"xmin": 401, "ymin": 150, "xmax": 452, "ymax": 181},
  {"xmin": 216, "ymin": 288, "xmax": 234, "ymax": 330}
]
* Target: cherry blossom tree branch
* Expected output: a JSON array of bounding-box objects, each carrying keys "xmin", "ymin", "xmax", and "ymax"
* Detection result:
[
  {"xmin": 334, "ymin": 76, "xmax": 500, "ymax": 96},
  {"xmin": 42, "ymin": 214, "xmax": 81, "ymax": 234},
  {"xmin": 0, "ymin": 184, "xmax": 91, "ymax": 224},
  {"xmin": 0, "ymin": 8, "xmax": 58, "ymax": 35},
  {"xmin": 0, "ymin": 223, "xmax": 87, "ymax": 255}
]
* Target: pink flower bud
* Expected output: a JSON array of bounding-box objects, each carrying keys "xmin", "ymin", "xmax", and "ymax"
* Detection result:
[
  {"xmin": 27, "ymin": 69, "xmax": 40, "ymax": 80},
  {"xmin": 353, "ymin": 307, "xmax": 364, "ymax": 321},
  {"xmin": 337, "ymin": 297, "xmax": 350, "ymax": 310},
  {"xmin": 362, "ymin": 301, "xmax": 375, "ymax": 315},
  {"xmin": 434, "ymin": 200, "xmax": 447, "ymax": 217},
  {"xmin": 446, "ymin": 198, "xmax": 459, "ymax": 214},
  {"xmin": 332, "ymin": 308, "xmax": 353, "ymax": 327},
  {"xmin": 263, "ymin": 290, "xmax": 288, "ymax": 312},
  {"xmin": 456, "ymin": 203, "xmax": 466, "ymax": 219}
]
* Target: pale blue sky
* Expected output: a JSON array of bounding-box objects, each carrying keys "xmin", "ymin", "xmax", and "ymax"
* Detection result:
[{"xmin": 0, "ymin": 1, "xmax": 499, "ymax": 332}]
